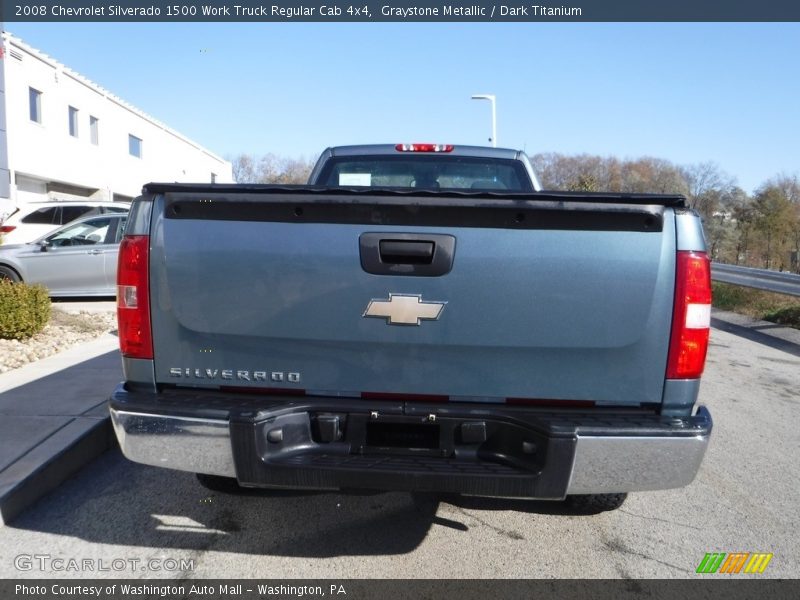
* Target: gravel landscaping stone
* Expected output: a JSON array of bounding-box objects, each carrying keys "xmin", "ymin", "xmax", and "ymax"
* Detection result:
[{"xmin": 0, "ymin": 307, "xmax": 117, "ymax": 374}]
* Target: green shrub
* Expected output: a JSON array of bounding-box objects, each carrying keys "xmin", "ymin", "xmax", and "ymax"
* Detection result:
[
  {"xmin": 0, "ymin": 280, "xmax": 51, "ymax": 340},
  {"xmin": 711, "ymin": 282, "xmax": 751, "ymax": 311},
  {"xmin": 712, "ymin": 282, "xmax": 800, "ymax": 329},
  {"xmin": 713, "ymin": 282, "xmax": 796, "ymax": 315},
  {"xmin": 765, "ymin": 306, "xmax": 800, "ymax": 329}
]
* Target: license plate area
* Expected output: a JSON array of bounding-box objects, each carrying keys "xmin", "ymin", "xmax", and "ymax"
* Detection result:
[
  {"xmin": 234, "ymin": 408, "xmax": 568, "ymax": 493},
  {"xmin": 365, "ymin": 421, "xmax": 440, "ymax": 453}
]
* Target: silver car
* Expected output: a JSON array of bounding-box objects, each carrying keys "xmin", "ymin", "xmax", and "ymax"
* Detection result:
[{"xmin": 0, "ymin": 213, "xmax": 128, "ymax": 296}]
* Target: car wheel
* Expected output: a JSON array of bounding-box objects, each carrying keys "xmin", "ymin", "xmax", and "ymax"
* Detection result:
[
  {"xmin": 0, "ymin": 266, "xmax": 21, "ymax": 282},
  {"xmin": 566, "ymin": 493, "xmax": 627, "ymax": 514}
]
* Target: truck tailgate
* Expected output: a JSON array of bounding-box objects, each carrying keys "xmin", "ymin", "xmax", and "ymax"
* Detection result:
[{"xmin": 149, "ymin": 191, "xmax": 676, "ymax": 406}]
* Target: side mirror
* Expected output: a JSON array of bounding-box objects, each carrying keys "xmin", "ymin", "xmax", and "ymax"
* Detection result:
[{"xmin": 38, "ymin": 240, "xmax": 51, "ymax": 252}]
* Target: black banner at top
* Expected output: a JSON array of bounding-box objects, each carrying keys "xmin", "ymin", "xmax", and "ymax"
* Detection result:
[{"xmin": 3, "ymin": 0, "xmax": 800, "ymax": 22}]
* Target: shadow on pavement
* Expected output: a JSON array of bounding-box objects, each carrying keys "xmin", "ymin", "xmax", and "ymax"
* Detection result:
[
  {"xmin": 711, "ymin": 317, "xmax": 800, "ymax": 358},
  {"xmin": 10, "ymin": 451, "xmax": 437, "ymax": 557},
  {"xmin": 9, "ymin": 448, "xmax": 589, "ymax": 557}
]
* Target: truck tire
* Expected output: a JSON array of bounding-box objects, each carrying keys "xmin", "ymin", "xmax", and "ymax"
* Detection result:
[
  {"xmin": 0, "ymin": 266, "xmax": 20, "ymax": 282},
  {"xmin": 196, "ymin": 473, "xmax": 247, "ymax": 494},
  {"xmin": 566, "ymin": 493, "xmax": 627, "ymax": 514}
]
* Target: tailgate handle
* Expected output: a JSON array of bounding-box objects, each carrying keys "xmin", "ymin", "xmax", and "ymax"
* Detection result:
[
  {"xmin": 379, "ymin": 240, "xmax": 434, "ymax": 265},
  {"xmin": 360, "ymin": 233, "xmax": 455, "ymax": 277}
]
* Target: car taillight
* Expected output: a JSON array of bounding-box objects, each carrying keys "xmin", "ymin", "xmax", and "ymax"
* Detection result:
[
  {"xmin": 667, "ymin": 251, "xmax": 712, "ymax": 379},
  {"xmin": 395, "ymin": 143, "xmax": 454, "ymax": 152},
  {"xmin": 117, "ymin": 235, "xmax": 152, "ymax": 359},
  {"xmin": 0, "ymin": 225, "xmax": 16, "ymax": 233}
]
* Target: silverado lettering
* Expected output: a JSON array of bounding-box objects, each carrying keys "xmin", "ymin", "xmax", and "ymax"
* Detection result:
[{"xmin": 168, "ymin": 368, "xmax": 301, "ymax": 382}]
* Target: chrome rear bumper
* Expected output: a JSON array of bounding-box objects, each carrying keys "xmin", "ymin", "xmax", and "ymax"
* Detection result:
[
  {"xmin": 110, "ymin": 397, "xmax": 711, "ymax": 497},
  {"xmin": 111, "ymin": 409, "xmax": 235, "ymax": 478},
  {"xmin": 566, "ymin": 432, "xmax": 709, "ymax": 494}
]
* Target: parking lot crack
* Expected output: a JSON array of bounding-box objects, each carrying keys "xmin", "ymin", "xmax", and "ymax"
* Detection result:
[
  {"xmin": 618, "ymin": 509, "xmax": 703, "ymax": 531},
  {"xmin": 604, "ymin": 538, "xmax": 692, "ymax": 574},
  {"xmin": 451, "ymin": 506, "xmax": 524, "ymax": 540}
]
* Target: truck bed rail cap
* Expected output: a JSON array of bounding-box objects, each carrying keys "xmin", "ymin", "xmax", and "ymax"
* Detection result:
[{"xmin": 141, "ymin": 183, "xmax": 686, "ymax": 208}]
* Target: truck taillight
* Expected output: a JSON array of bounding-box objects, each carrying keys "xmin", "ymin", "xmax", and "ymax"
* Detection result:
[
  {"xmin": 395, "ymin": 143, "xmax": 454, "ymax": 152},
  {"xmin": 117, "ymin": 235, "xmax": 152, "ymax": 359},
  {"xmin": 667, "ymin": 251, "xmax": 711, "ymax": 379}
]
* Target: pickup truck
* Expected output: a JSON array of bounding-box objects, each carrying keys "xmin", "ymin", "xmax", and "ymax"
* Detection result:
[{"xmin": 109, "ymin": 143, "xmax": 713, "ymax": 512}]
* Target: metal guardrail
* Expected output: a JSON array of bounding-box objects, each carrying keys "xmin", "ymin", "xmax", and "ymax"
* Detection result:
[{"xmin": 711, "ymin": 263, "xmax": 800, "ymax": 297}]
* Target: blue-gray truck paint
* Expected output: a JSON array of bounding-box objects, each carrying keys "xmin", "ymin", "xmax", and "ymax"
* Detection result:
[
  {"xmin": 121, "ymin": 155, "xmax": 708, "ymax": 410},
  {"xmin": 113, "ymin": 146, "xmax": 712, "ymax": 498},
  {"xmin": 148, "ymin": 216, "xmax": 676, "ymax": 404}
]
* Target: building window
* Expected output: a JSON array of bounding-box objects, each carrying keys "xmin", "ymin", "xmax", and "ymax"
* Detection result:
[
  {"xmin": 211, "ymin": 173, "xmax": 217, "ymax": 184},
  {"xmin": 68, "ymin": 106, "xmax": 79, "ymax": 137},
  {"xmin": 29, "ymin": 87, "xmax": 42, "ymax": 123},
  {"xmin": 90, "ymin": 116, "xmax": 99, "ymax": 145},
  {"xmin": 128, "ymin": 134, "xmax": 142, "ymax": 158}
]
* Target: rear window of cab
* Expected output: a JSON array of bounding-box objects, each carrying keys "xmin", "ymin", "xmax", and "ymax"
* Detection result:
[{"xmin": 317, "ymin": 155, "xmax": 534, "ymax": 191}]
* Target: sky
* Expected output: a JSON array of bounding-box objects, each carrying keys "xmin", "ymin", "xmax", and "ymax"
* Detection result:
[{"xmin": 6, "ymin": 22, "xmax": 800, "ymax": 194}]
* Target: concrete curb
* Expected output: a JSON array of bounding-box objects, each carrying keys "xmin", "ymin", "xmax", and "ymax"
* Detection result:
[
  {"xmin": 0, "ymin": 343, "xmax": 122, "ymax": 526},
  {"xmin": 711, "ymin": 308, "xmax": 800, "ymax": 358},
  {"xmin": 0, "ymin": 413, "xmax": 114, "ymax": 525}
]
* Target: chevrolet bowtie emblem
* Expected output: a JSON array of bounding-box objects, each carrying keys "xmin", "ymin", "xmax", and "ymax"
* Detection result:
[{"xmin": 363, "ymin": 294, "xmax": 446, "ymax": 326}]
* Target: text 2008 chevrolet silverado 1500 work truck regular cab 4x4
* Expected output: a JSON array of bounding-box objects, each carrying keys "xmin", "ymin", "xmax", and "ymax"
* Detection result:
[{"xmin": 109, "ymin": 144, "xmax": 712, "ymax": 512}]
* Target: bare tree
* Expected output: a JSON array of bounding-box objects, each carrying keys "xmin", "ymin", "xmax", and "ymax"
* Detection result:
[
  {"xmin": 752, "ymin": 184, "xmax": 795, "ymax": 269},
  {"xmin": 732, "ymin": 199, "xmax": 755, "ymax": 265},
  {"xmin": 531, "ymin": 153, "xmax": 688, "ymax": 194},
  {"xmin": 230, "ymin": 154, "xmax": 259, "ymax": 183},
  {"xmin": 753, "ymin": 175, "xmax": 800, "ymax": 272},
  {"xmin": 681, "ymin": 162, "xmax": 736, "ymax": 218},
  {"xmin": 229, "ymin": 153, "xmax": 317, "ymax": 184}
]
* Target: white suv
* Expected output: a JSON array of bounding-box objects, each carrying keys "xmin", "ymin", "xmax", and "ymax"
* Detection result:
[{"xmin": 0, "ymin": 201, "xmax": 130, "ymax": 245}]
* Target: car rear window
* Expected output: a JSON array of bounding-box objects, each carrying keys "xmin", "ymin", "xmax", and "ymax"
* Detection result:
[
  {"xmin": 61, "ymin": 206, "xmax": 94, "ymax": 223},
  {"xmin": 112, "ymin": 217, "xmax": 128, "ymax": 243},
  {"xmin": 317, "ymin": 155, "xmax": 533, "ymax": 191},
  {"xmin": 21, "ymin": 207, "xmax": 59, "ymax": 225}
]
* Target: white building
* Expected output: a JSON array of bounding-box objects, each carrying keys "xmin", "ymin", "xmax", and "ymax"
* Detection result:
[{"xmin": 0, "ymin": 31, "xmax": 233, "ymax": 218}]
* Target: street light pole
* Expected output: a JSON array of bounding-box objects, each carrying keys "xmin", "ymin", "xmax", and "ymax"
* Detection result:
[{"xmin": 471, "ymin": 94, "xmax": 496, "ymax": 147}]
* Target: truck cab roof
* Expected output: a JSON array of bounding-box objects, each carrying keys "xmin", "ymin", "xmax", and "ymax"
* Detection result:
[
  {"xmin": 309, "ymin": 143, "xmax": 542, "ymax": 191},
  {"xmin": 323, "ymin": 144, "xmax": 527, "ymax": 160}
]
